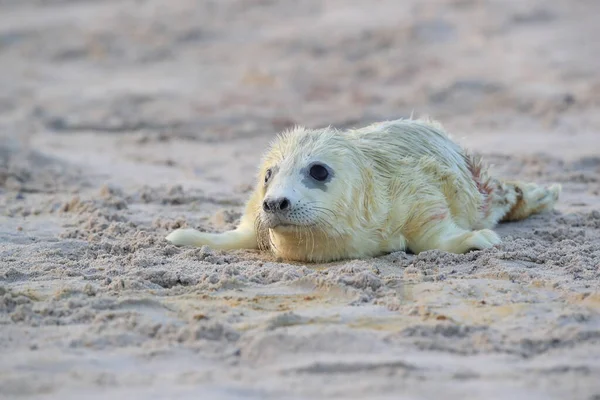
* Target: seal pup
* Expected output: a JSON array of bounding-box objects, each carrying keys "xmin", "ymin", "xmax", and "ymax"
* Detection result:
[{"xmin": 166, "ymin": 119, "xmax": 560, "ymax": 262}]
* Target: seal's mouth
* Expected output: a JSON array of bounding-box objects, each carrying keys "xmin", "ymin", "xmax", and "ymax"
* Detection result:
[
  {"xmin": 268, "ymin": 222, "xmax": 297, "ymax": 230},
  {"xmin": 262, "ymin": 214, "xmax": 317, "ymax": 231},
  {"xmin": 268, "ymin": 222, "xmax": 321, "ymax": 233},
  {"xmin": 264, "ymin": 218, "xmax": 313, "ymax": 230},
  {"xmin": 262, "ymin": 214, "xmax": 296, "ymax": 230}
]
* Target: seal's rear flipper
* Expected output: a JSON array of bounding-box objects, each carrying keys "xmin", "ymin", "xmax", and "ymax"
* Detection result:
[
  {"xmin": 166, "ymin": 228, "xmax": 258, "ymax": 250},
  {"xmin": 499, "ymin": 182, "xmax": 561, "ymax": 222},
  {"xmin": 492, "ymin": 182, "xmax": 561, "ymax": 222}
]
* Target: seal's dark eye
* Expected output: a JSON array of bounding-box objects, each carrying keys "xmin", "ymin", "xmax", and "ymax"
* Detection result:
[
  {"xmin": 264, "ymin": 168, "xmax": 272, "ymax": 183},
  {"xmin": 309, "ymin": 164, "xmax": 329, "ymax": 182}
]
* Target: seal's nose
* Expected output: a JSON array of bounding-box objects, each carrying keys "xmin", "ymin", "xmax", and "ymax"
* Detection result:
[{"xmin": 262, "ymin": 197, "xmax": 291, "ymax": 213}]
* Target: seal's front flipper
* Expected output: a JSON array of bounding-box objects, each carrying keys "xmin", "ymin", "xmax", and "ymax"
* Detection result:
[{"xmin": 165, "ymin": 227, "xmax": 258, "ymax": 250}]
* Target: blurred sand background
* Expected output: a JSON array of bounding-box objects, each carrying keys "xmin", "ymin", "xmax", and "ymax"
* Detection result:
[{"xmin": 1, "ymin": 0, "xmax": 599, "ymax": 399}]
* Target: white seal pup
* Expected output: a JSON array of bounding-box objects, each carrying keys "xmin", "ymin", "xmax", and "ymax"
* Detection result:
[{"xmin": 166, "ymin": 119, "xmax": 561, "ymax": 262}]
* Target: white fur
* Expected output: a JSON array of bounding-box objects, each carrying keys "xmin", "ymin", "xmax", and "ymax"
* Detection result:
[{"xmin": 166, "ymin": 118, "xmax": 560, "ymax": 262}]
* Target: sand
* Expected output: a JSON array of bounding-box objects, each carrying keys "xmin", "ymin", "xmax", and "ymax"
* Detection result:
[{"xmin": 1, "ymin": 0, "xmax": 599, "ymax": 399}]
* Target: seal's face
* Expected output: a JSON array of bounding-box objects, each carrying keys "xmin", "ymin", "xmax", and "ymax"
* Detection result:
[
  {"xmin": 260, "ymin": 160, "xmax": 335, "ymax": 230},
  {"xmin": 256, "ymin": 127, "xmax": 363, "ymax": 237}
]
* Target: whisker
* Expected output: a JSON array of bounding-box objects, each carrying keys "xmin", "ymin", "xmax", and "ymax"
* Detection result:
[
  {"xmin": 305, "ymin": 201, "xmax": 337, "ymax": 218},
  {"xmin": 311, "ymin": 207, "xmax": 337, "ymax": 219},
  {"xmin": 310, "ymin": 225, "xmax": 315, "ymax": 261},
  {"xmin": 254, "ymin": 215, "xmax": 273, "ymax": 253},
  {"xmin": 319, "ymin": 219, "xmax": 345, "ymax": 254},
  {"xmin": 268, "ymin": 230, "xmax": 278, "ymax": 253}
]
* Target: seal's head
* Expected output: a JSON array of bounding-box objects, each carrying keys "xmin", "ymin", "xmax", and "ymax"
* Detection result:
[{"xmin": 253, "ymin": 126, "xmax": 376, "ymax": 261}]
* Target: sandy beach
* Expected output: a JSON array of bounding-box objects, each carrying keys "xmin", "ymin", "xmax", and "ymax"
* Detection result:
[{"xmin": 1, "ymin": 0, "xmax": 599, "ymax": 399}]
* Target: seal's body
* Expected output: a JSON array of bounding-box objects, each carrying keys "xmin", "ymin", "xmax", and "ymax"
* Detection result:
[{"xmin": 166, "ymin": 119, "xmax": 560, "ymax": 262}]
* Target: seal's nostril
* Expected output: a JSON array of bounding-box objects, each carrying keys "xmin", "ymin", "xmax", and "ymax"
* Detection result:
[
  {"xmin": 263, "ymin": 197, "xmax": 290, "ymax": 213},
  {"xmin": 279, "ymin": 198, "xmax": 289, "ymax": 211}
]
